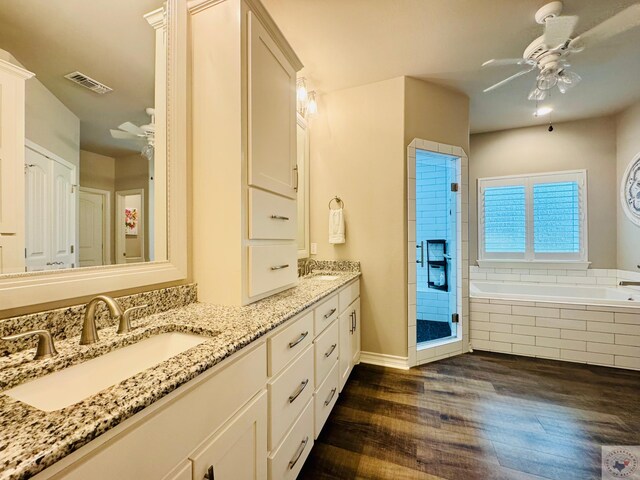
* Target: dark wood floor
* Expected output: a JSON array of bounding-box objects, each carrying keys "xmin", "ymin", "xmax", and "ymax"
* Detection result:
[{"xmin": 299, "ymin": 351, "xmax": 640, "ymax": 480}]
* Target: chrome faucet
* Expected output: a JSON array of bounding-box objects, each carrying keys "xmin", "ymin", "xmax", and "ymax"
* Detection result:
[
  {"xmin": 1, "ymin": 329, "xmax": 58, "ymax": 360},
  {"xmin": 620, "ymin": 281, "xmax": 640, "ymax": 287},
  {"xmin": 301, "ymin": 258, "xmax": 318, "ymax": 277},
  {"xmin": 80, "ymin": 295, "xmax": 124, "ymax": 345}
]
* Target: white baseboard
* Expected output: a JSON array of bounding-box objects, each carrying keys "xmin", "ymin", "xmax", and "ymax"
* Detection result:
[{"xmin": 359, "ymin": 351, "xmax": 410, "ymax": 370}]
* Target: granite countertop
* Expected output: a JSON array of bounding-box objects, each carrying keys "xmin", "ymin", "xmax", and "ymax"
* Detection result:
[{"xmin": 0, "ymin": 270, "xmax": 360, "ymax": 480}]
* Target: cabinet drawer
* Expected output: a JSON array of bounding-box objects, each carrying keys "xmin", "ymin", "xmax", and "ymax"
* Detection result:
[
  {"xmin": 268, "ymin": 399, "xmax": 314, "ymax": 480},
  {"xmin": 249, "ymin": 187, "xmax": 297, "ymax": 240},
  {"xmin": 339, "ymin": 279, "xmax": 360, "ymax": 313},
  {"xmin": 190, "ymin": 391, "xmax": 267, "ymax": 480},
  {"xmin": 268, "ymin": 310, "xmax": 313, "ymax": 376},
  {"xmin": 313, "ymin": 293, "xmax": 339, "ymax": 335},
  {"xmin": 314, "ymin": 360, "xmax": 339, "ymax": 439},
  {"xmin": 314, "ymin": 320, "xmax": 339, "ymax": 388},
  {"xmin": 248, "ymin": 244, "xmax": 297, "ymax": 298},
  {"xmin": 268, "ymin": 345, "xmax": 314, "ymax": 450}
]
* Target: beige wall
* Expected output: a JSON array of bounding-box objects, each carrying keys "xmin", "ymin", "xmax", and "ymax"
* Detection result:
[
  {"xmin": 616, "ymin": 101, "xmax": 640, "ymax": 271},
  {"xmin": 0, "ymin": 49, "xmax": 80, "ymax": 166},
  {"xmin": 310, "ymin": 77, "xmax": 405, "ymax": 357},
  {"xmin": 404, "ymin": 77, "xmax": 470, "ymax": 153},
  {"xmin": 469, "ymin": 116, "xmax": 618, "ymax": 269},
  {"xmin": 309, "ymin": 76, "xmax": 469, "ymax": 358}
]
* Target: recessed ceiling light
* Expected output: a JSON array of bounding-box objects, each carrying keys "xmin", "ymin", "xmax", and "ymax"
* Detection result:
[{"xmin": 534, "ymin": 106, "xmax": 553, "ymax": 117}]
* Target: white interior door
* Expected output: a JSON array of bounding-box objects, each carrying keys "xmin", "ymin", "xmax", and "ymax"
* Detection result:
[
  {"xmin": 51, "ymin": 160, "xmax": 75, "ymax": 268},
  {"xmin": 25, "ymin": 147, "xmax": 51, "ymax": 271},
  {"xmin": 79, "ymin": 190, "xmax": 104, "ymax": 267}
]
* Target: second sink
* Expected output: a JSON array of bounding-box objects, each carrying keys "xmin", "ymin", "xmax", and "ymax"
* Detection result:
[{"xmin": 4, "ymin": 332, "xmax": 209, "ymax": 412}]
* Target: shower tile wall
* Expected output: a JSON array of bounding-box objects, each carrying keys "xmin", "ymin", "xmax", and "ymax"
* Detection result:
[{"xmin": 416, "ymin": 156, "xmax": 455, "ymax": 323}]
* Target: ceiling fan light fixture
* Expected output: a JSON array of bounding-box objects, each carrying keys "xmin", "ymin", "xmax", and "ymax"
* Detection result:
[
  {"xmin": 537, "ymin": 74, "xmax": 558, "ymax": 91},
  {"xmin": 528, "ymin": 87, "xmax": 547, "ymax": 101}
]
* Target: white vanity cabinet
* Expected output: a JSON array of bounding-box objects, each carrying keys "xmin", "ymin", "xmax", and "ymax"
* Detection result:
[
  {"xmin": 34, "ymin": 278, "xmax": 361, "ymax": 480},
  {"xmin": 338, "ymin": 281, "xmax": 362, "ymax": 392},
  {"xmin": 190, "ymin": 0, "xmax": 303, "ymax": 306},
  {"xmin": 0, "ymin": 59, "xmax": 33, "ymax": 274}
]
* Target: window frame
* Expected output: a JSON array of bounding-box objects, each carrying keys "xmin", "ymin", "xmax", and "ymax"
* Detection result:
[{"xmin": 478, "ymin": 170, "xmax": 588, "ymax": 264}]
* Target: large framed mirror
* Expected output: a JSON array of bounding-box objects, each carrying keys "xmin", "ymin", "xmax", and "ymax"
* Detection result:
[{"xmin": 0, "ymin": 0, "xmax": 187, "ymax": 310}]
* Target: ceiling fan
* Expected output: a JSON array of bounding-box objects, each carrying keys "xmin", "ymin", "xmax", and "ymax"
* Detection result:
[
  {"xmin": 110, "ymin": 107, "xmax": 155, "ymax": 159},
  {"xmin": 482, "ymin": 1, "xmax": 640, "ymax": 101}
]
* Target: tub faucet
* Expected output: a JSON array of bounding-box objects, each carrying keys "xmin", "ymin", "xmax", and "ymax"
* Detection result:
[
  {"xmin": 619, "ymin": 281, "xmax": 640, "ymax": 287},
  {"xmin": 80, "ymin": 295, "xmax": 124, "ymax": 345}
]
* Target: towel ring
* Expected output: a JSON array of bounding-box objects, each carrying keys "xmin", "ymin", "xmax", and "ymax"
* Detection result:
[{"xmin": 328, "ymin": 196, "xmax": 344, "ymax": 210}]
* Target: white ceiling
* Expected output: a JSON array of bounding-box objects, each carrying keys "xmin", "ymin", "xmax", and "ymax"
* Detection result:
[
  {"xmin": 263, "ymin": 0, "xmax": 640, "ymax": 133},
  {"xmin": 0, "ymin": 0, "xmax": 162, "ymax": 157}
]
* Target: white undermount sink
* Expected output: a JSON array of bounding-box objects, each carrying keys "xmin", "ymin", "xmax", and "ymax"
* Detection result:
[
  {"xmin": 4, "ymin": 332, "xmax": 208, "ymax": 412},
  {"xmin": 313, "ymin": 275, "xmax": 339, "ymax": 281}
]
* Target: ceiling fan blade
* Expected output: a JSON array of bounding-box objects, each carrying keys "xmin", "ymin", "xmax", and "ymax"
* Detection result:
[
  {"xmin": 483, "ymin": 67, "xmax": 536, "ymax": 93},
  {"xmin": 118, "ymin": 121, "xmax": 145, "ymax": 135},
  {"xmin": 570, "ymin": 4, "xmax": 640, "ymax": 49},
  {"xmin": 110, "ymin": 129, "xmax": 140, "ymax": 140},
  {"xmin": 544, "ymin": 15, "xmax": 578, "ymax": 47},
  {"xmin": 482, "ymin": 58, "xmax": 534, "ymax": 68}
]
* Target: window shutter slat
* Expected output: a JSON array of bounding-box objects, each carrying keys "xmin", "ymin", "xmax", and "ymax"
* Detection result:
[
  {"xmin": 483, "ymin": 186, "xmax": 526, "ymax": 253},
  {"xmin": 533, "ymin": 181, "xmax": 580, "ymax": 253}
]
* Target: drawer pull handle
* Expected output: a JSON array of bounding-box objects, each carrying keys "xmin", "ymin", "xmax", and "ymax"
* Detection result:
[
  {"xmin": 324, "ymin": 343, "xmax": 337, "ymax": 358},
  {"xmin": 323, "ymin": 308, "xmax": 337, "ymax": 319},
  {"xmin": 288, "ymin": 379, "xmax": 309, "ymax": 403},
  {"xmin": 270, "ymin": 215, "xmax": 290, "ymax": 220},
  {"xmin": 288, "ymin": 331, "xmax": 308, "ymax": 348},
  {"xmin": 288, "ymin": 436, "xmax": 309, "ymax": 470},
  {"xmin": 271, "ymin": 264, "xmax": 290, "ymax": 271},
  {"xmin": 204, "ymin": 465, "xmax": 214, "ymax": 480},
  {"xmin": 349, "ymin": 312, "xmax": 354, "ymax": 334},
  {"xmin": 324, "ymin": 387, "xmax": 337, "ymax": 406}
]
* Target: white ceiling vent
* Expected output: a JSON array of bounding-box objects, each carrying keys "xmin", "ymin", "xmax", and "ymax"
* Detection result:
[{"xmin": 64, "ymin": 71, "xmax": 113, "ymax": 94}]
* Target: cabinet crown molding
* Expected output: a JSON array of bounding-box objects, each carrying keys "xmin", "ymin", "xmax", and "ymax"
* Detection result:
[{"xmin": 0, "ymin": 58, "xmax": 35, "ymax": 79}]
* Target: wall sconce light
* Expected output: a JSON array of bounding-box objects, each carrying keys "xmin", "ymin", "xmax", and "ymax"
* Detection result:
[
  {"xmin": 307, "ymin": 91, "xmax": 317, "ymax": 116},
  {"xmin": 296, "ymin": 77, "xmax": 318, "ymax": 117}
]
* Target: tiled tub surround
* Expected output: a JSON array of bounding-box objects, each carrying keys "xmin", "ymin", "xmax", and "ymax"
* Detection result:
[
  {"xmin": 470, "ymin": 265, "xmax": 640, "ymax": 288},
  {"xmin": 470, "ymin": 281, "xmax": 640, "ymax": 370},
  {"xmin": 0, "ymin": 284, "xmax": 198, "ymax": 356},
  {"xmin": 0, "ymin": 270, "xmax": 359, "ymax": 480}
]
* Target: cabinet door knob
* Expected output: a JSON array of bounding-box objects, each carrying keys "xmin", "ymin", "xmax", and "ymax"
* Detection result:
[
  {"xmin": 204, "ymin": 465, "xmax": 214, "ymax": 480},
  {"xmin": 288, "ymin": 436, "xmax": 309, "ymax": 470}
]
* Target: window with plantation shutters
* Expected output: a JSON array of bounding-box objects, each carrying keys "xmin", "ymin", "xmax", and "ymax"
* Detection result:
[{"xmin": 478, "ymin": 170, "xmax": 587, "ymax": 262}]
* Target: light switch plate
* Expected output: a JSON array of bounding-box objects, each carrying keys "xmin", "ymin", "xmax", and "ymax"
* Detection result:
[{"xmin": 310, "ymin": 243, "xmax": 317, "ymax": 255}]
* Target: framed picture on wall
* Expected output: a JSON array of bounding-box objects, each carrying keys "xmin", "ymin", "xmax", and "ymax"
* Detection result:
[{"xmin": 125, "ymin": 207, "xmax": 139, "ymax": 235}]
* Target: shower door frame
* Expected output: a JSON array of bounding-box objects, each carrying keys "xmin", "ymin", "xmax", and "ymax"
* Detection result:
[{"xmin": 407, "ymin": 139, "xmax": 470, "ymax": 367}]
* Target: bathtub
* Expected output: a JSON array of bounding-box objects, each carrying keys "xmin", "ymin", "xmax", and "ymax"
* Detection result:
[{"xmin": 470, "ymin": 281, "xmax": 640, "ymax": 308}]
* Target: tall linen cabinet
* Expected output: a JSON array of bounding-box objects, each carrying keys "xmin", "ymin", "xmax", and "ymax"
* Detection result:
[{"xmin": 190, "ymin": 0, "xmax": 303, "ymax": 305}]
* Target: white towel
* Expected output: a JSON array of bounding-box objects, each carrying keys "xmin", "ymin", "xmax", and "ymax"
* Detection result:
[{"xmin": 329, "ymin": 209, "xmax": 345, "ymax": 244}]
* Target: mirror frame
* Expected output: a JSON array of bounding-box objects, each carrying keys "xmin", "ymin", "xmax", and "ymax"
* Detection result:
[
  {"xmin": 297, "ymin": 113, "xmax": 310, "ymax": 259},
  {"xmin": 0, "ymin": 0, "xmax": 188, "ymax": 310}
]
